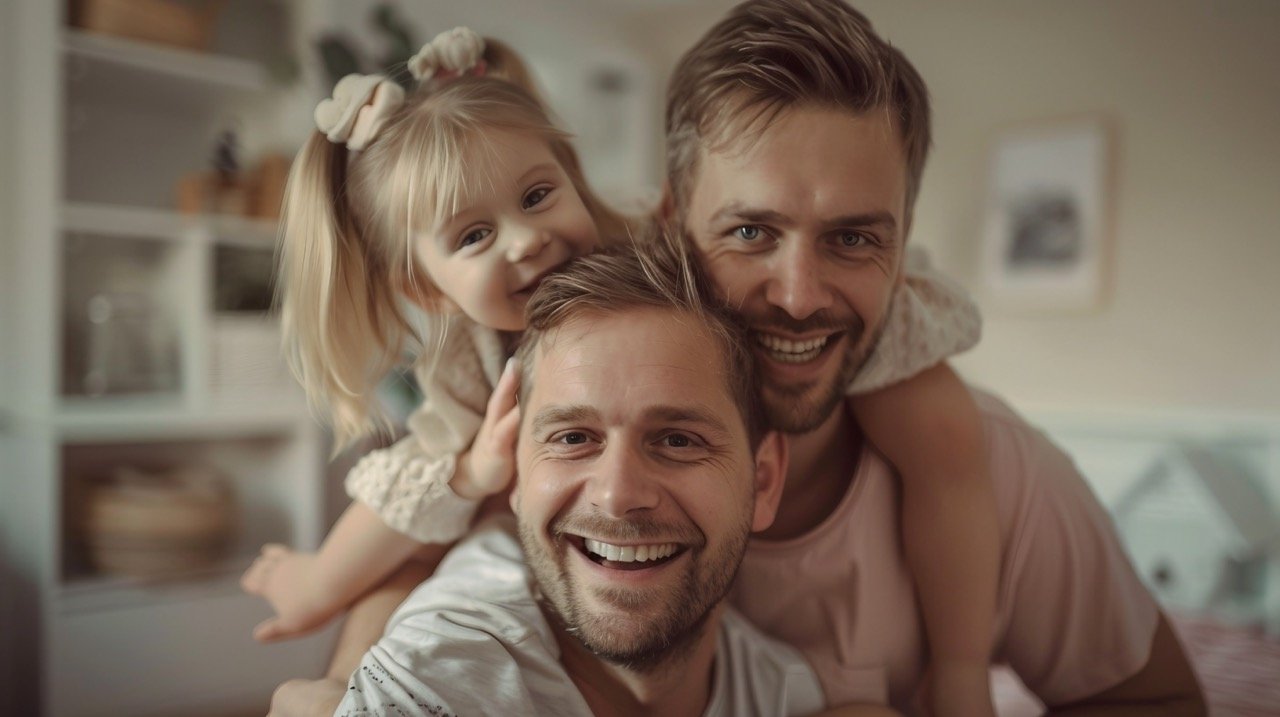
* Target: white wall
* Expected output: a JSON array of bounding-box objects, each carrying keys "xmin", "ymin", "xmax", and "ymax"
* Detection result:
[
  {"xmin": 0, "ymin": 0, "xmax": 17, "ymax": 709},
  {"xmin": 629, "ymin": 0, "xmax": 1280, "ymax": 417},
  {"xmin": 324, "ymin": 0, "xmax": 660, "ymax": 200},
  {"xmin": 0, "ymin": 0, "xmax": 14, "ymax": 404}
]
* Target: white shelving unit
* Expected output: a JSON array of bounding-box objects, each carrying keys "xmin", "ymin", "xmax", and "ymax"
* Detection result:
[
  {"xmin": 63, "ymin": 29, "xmax": 272, "ymax": 100},
  {"xmin": 4, "ymin": 3, "xmax": 338, "ymax": 715},
  {"xmin": 61, "ymin": 202, "xmax": 278, "ymax": 246}
]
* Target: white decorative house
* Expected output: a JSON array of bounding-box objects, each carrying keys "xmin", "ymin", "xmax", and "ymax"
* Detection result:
[{"xmin": 1110, "ymin": 443, "xmax": 1279, "ymax": 626}]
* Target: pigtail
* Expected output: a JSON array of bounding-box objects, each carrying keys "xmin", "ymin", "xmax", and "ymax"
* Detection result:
[
  {"xmin": 277, "ymin": 132, "xmax": 411, "ymax": 450},
  {"xmin": 480, "ymin": 39, "xmax": 539, "ymax": 100}
]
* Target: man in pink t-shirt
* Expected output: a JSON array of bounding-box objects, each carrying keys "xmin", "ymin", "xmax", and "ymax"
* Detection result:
[{"xmin": 664, "ymin": 0, "xmax": 1205, "ymax": 713}]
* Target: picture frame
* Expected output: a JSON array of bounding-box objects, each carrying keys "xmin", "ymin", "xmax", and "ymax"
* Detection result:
[{"xmin": 979, "ymin": 115, "xmax": 1116, "ymax": 312}]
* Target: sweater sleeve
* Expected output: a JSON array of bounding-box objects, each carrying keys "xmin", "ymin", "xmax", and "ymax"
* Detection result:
[
  {"xmin": 847, "ymin": 245, "xmax": 983, "ymax": 394},
  {"xmin": 344, "ymin": 318, "xmax": 508, "ymax": 544}
]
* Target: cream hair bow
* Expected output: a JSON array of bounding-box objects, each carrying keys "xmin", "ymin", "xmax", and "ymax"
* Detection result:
[
  {"xmin": 314, "ymin": 73, "xmax": 405, "ymax": 151},
  {"xmin": 408, "ymin": 27, "xmax": 486, "ymax": 81}
]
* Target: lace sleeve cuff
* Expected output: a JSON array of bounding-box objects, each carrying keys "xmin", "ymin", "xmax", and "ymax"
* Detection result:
[
  {"xmin": 848, "ymin": 249, "xmax": 983, "ymax": 395},
  {"xmin": 344, "ymin": 443, "xmax": 481, "ymax": 544}
]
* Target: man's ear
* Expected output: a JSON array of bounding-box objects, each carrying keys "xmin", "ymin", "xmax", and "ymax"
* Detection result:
[{"xmin": 750, "ymin": 431, "xmax": 788, "ymax": 533}]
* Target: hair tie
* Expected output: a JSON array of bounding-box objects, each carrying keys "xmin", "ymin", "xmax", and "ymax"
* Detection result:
[
  {"xmin": 314, "ymin": 73, "xmax": 405, "ymax": 151},
  {"xmin": 408, "ymin": 27, "xmax": 486, "ymax": 82}
]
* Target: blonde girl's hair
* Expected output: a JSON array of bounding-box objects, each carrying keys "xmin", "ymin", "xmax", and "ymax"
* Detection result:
[{"xmin": 278, "ymin": 38, "xmax": 630, "ymax": 449}]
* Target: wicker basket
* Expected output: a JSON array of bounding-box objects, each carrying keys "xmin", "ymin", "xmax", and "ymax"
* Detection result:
[
  {"xmin": 69, "ymin": 0, "xmax": 226, "ymax": 52},
  {"xmin": 81, "ymin": 465, "xmax": 233, "ymax": 578}
]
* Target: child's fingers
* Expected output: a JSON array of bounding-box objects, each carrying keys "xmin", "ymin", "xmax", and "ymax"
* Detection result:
[
  {"xmin": 261, "ymin": 543, "xmax": 290, "ymax": 558},
  {"xmin": 240, "ymin": 555, "xmax": 272, "ymax": 593},
  {"xmin": 253, "ymin": 616, "xmax": 285, "ymax": 642},
  {"xmin": 254, "ymin": 615, "xmax": 320, "ymax": 644},
  {"xmin": 492, "ymin": 403, "xmax": 521, "ymax": 452},
  {"xmin": 484, "ymin": 359, "xmax": 520, "ymax": 423}
]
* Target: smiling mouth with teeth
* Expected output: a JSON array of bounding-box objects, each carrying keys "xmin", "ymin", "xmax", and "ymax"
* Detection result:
[
  {"xmin": 754, "ymin": 332, "xmax": 837, "ymax": 364},
  {"xmin": 572, "ymin": 536, "xmax": 684, "ymax": 571}
]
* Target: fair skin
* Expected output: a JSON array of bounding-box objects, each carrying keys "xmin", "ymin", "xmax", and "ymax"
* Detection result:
[
  {"xmin": 418, "ymin": 130, "xmax": 602, "ymax": 332},
  {"xmin": 268, "ymin": 307, "xmax": 890, "ymax": 717},
  {"xmin": 240, "ymin": 129, "xmax": 600, "ymax": 641},
  {"xmin": 679, "ymin": 104, "xmax": 999, "ymax": 715},
  {"xmin": 680, "ymin": 103, "xmax": 1203, "ymax": 714},
  {"xmin": 512, "ymin": 308, "xmax": 785, "ymax": 715}
]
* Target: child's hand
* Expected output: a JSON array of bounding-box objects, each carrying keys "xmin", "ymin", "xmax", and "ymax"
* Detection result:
[
  {"xmin": 451, "ymin": 359, "xmax": 521, "ymax": 500},
  {"xmin": 240, "ymin": 544, "xmax": 343, "ymax": 642},
  {"xmin": 267, "ymin": 677, "xmax": 346, "ymax": 717}
]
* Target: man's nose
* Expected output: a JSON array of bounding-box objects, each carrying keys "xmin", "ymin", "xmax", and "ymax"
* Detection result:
[
  {"xmin": 506, "ymin": 226, "xmax": 551, "ymax": 263},
  {"xmin": 764, "ymin": 241, "xmax": 834, "ymax": 320},
  {"xmin": 584, "ymin": 444, "xmax": 661, "ymax": 518}
]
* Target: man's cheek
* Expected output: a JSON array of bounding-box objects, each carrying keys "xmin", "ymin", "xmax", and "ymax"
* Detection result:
[{"xmin": 700, "ymin": 251, "xmax": 757, "ymax": 303}]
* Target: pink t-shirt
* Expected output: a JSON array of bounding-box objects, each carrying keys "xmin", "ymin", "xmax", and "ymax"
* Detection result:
[{"xmin": 731, "ymin": 391, "xmax": 1160, "ymax": 711}]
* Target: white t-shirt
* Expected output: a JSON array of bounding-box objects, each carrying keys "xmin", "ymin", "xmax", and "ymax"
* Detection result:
[
  {"xmin": 731, "ymin": 390, "xmax": 1161, "ymax": 711},
  {"xmin": 337, "ymin": 514, "xmax": 825, "ymax": 717}
]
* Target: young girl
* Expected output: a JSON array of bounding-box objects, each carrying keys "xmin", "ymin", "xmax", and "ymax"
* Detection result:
[
  {"xmin": 240, "ymin": 27, "xmax": 629, "ymax": 641},
  {"xmin": 241, "ymin": 27, "xmax": 998, "ymax": 714}
]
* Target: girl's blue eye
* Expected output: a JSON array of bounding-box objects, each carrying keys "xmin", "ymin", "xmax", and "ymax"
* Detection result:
[
  {"xmin": 459, "ymin": 228, "xmax": 491, "ymax": 249},
  {"xmin": 523, "ymin": 187, "xmax": 551, "ymax": 210},
  {"xmin": 735, "ymin": 226, "xmax": 762, "ymax": 241}
]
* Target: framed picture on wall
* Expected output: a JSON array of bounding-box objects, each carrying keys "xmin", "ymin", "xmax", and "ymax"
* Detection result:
[{"xmin": 980, "ymin": 115, "xmax": 1115, "ymax": 312}]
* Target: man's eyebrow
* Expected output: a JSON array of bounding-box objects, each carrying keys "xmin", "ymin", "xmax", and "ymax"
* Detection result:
[
  {"xmin": 530, "ymin": 405, "xmax": 599, "ymax": 434},
  {"xmin": 823, "ymin": 211, "xmax": 897, "ymax": 231},
  {"xmin": 707, "ymin": 203, "xmax": 791, "ymax": 227},
  {"xmin": 643, "ymin": 405, "xmax": 733, "ymax": 435},
  {"xmin": 824, "ymin": 209, "xmax": 896, "ymax": 229},
  {"xmin": 707, "ymin": 203, "xmax": 897, "ymax": 232},
  {"xmin": 528, "ymin": 404, "xmax": 734, "ymax": 435}
]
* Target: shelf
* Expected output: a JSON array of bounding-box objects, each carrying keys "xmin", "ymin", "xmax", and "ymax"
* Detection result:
[
  {"xmin": 62, "ymin": 202, "xmax": 277, "ymax": 247},
  {"xmin": 62, "ymin": 29, "xmax": 271, "ymax": 111},
  {"xmin": 57, "ymin": 396, "xmax": 307, "ymax": 443},
  {"xmin": 63, "ymin": 202, "xmax": 197, "ymax": 242},
  {"xmin": 55, "ymin": 557, "xmax": 250, "ymax": 615}
]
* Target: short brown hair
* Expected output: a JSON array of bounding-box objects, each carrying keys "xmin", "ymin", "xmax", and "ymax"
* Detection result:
[
  {"xmin": 516, "ymin": 226, "xmax": 768, "ymax": 448},
  {"xmin": 666, "ymin": 0, "xmax": 932, "ymax": 215}
]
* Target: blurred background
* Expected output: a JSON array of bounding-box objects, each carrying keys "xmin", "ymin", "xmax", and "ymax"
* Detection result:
[{"xmin": 1, "ymin": 0, "xmax": 1277, "ymax": 714}]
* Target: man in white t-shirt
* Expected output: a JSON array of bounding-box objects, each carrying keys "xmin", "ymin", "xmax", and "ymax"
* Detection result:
[
  {"xmin": 268, "ymin": 241, "xmax": 837, "ymax": 716},
  {"xmin": 664, "ymin": 0, "xmax": 1205, "ymax": 713}
]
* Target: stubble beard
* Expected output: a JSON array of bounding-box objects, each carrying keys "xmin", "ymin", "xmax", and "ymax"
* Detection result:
[
  {"xmin": 518, "ymin": 512, "xmax": 749, "ymax": 673},
  {"xmin": 758, "ymin": 313, "xmax": 885, "ymax": 434}
]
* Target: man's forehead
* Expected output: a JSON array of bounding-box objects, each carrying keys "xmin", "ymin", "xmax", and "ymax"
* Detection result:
[
  {"xmin": 521, "ymin": 311, "xmax": 737, "ymax": 426},
  {"xmin": 689, "ymin": 105, "xmax": 909, "ymax": 220},
  {"xmin": 707, "ymin": 101, "xmax": 902, "ymax": 156},
  {"xmin": 529, "ymin": 314, "xmax": 714, "ymax": 387}
]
